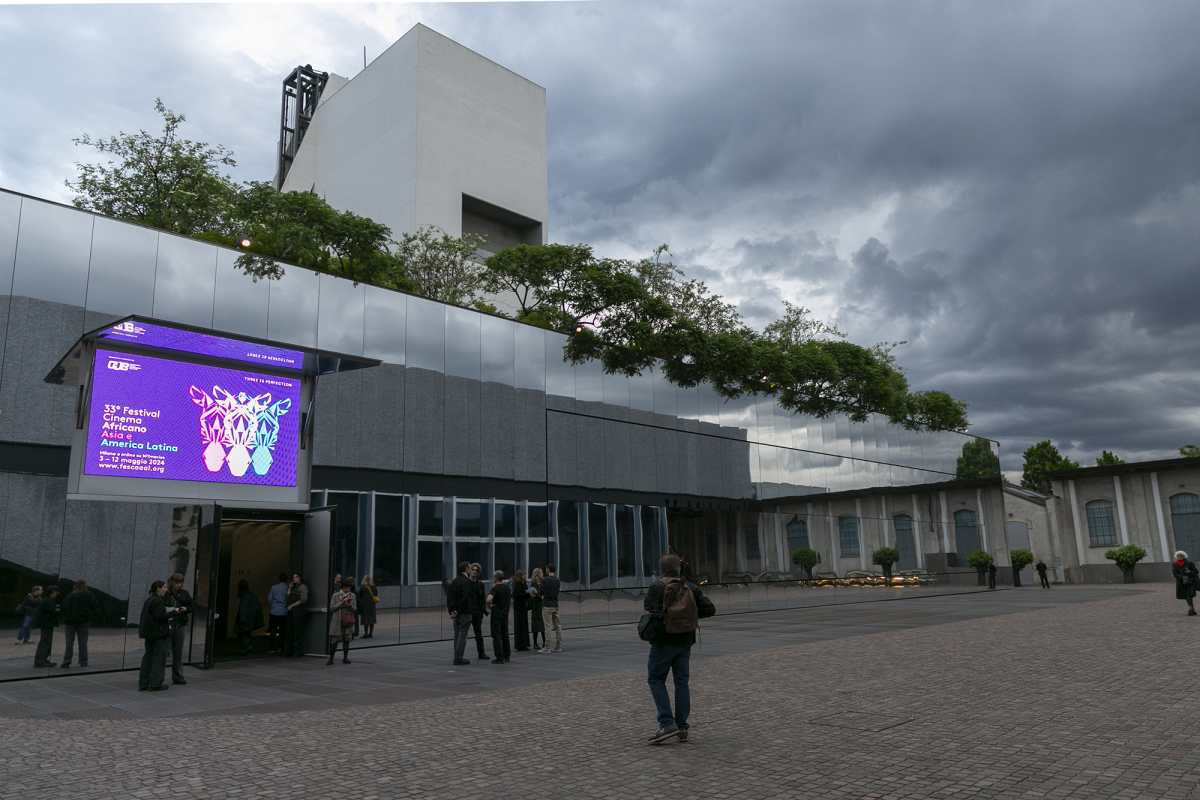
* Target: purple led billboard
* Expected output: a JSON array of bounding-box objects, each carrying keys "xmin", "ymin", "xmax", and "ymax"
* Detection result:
[
  {"xmin": 84, "ymin": 349, "xmax": 301, "ymax": 487},
  {"xmin": 97, "ymin": 320, "xmax": 304, "ymax": 371}
]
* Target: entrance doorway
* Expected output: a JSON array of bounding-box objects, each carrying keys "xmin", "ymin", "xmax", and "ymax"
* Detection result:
[
  {"xmin": 191, "ymin": 506, "xmax": 335, "ymax": 666},
  {"xmin": 210, "ymin": 516, "xmax": 303, "ymax": 661}
]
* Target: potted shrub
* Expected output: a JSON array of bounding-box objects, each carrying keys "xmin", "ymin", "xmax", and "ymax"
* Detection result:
[
  {"xmin": 1009, "ymin": 548, "xmax": 1034, "ymax": 588},
  {"xmin": 1104, "ymin": 544, "xmax": 1147, "ymax": 583},
  {"xmin": 967, "ymin": 550, "xmax": 993, "ymax": 585},
  {"xmin": 872, "ymin": 546, "xmax": 899, "ymax": 582},
  {"xmin": 791, "ymin": 547, "xmax": 819, "ymax": 580}
]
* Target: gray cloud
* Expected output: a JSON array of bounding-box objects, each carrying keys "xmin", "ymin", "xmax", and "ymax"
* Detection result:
[{"xmin": 3, "ymin": 1, "xmax": 1200, "ymax": 471}]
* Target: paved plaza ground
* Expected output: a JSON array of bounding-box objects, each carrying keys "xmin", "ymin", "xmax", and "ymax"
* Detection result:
[{"xmin": 1, "ymin": 585, "xmax": 1194, "ymax": 799}]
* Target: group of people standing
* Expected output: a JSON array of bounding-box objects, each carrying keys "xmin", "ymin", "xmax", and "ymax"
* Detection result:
[
  {"xmin": 240, "ymin": 573, "xmax": 312, "ymax": 657},
  {"xmin": 445, "ymin": 562, "xmax": 563, "ymax": 665},
  {"xmin": 137, "ymin": 573, "xmax": 193, "ymax": 691},
  {"xmin": 14, "ymin": 580, "xmax": 100, "ymax": 669}
]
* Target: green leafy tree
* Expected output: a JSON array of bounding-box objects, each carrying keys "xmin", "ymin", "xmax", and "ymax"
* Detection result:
[
  {"xmin": 481, "ymin": 243, "xmax": 595, "ymax": 322},
  {"xmin": 791, "ymin": 547, "xmax": 819, "ymax": 579},
  {"xmin": 68, "ymin": 99, "xmax": 238, "ymax": 235},
  {"xmin": 956, "ymin": 438, "xmax": 1001, "ymax": 479},
  {"xmin": 1181, "ymin": 445, "xmax": 1200, "ymax": 459},
  {"xmin": 1104, "ymin": 544, "xmax": 1146, "ymax": 583},
  {"xmin": 392, "ymin": 225, "xmax": 487, "ymax": 307},
  {"xmin": 1020, "ymin": 440, "xmax": 1080, "ymax": 494},
  {"xmin": 496, "ymin": 243, "xmax": 969, "ymax": 432},
  {"xmin": 1095, "ymin": 450, "xmax": 1124, "ymax": 466},
  {"xmin": 1009, "ymin": 548, "xmax": 1034, "ymax": 587},
  {"xmin": 872, "ymin": 546, "xmax": 899, "ymax": 580}
]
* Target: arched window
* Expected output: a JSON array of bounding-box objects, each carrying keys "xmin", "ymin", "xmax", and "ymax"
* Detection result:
[
  {"xmin": 786, "ymin": 517, "xmax": 810, "ymax": 551},
  {"xmin": 893, "ymin": 513, "xmax": 917, "ymax": 569},
  {"xmin": 838, "ymin": 516, "xmax": 860, "ymax": 558},
  {"xmin": 954, "ymin": 509, "xmax": 980, "ymax": 556},
  {"xmin": 1170, "ymin": 493, "xmax": 1200, "ymax": 557},
  {"xmin": 1085, "ymin": 500, "xmax": 1117, "ymax": 547}
]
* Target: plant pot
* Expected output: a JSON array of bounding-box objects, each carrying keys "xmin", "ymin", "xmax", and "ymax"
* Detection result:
[
  {"xmin": 1013, "ymin": 569, "xmax": 1022, "ymax": 588},
  {"xmin": 976, "ymin": 568, "xmax": 987, "ymax": 586},
  {"xmin": 1121, "ymin": 567, "xmax": 1135, "ymax": 584},
  {"xmin": 882, "ymin": 566, "xmax": 893, "ymax": 582}
]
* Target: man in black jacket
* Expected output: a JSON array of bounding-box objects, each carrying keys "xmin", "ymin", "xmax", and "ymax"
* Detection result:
[
  {"xmin": 643, "ymin": 554, "xmax": 715, "ymax": 744},
  {"xmin": 165, "ymin": 573, "xmax": 193, "ymax": 685},
  {"xmin": 33, "ymin": 587, "xmax": 62, "ymax": 667},
  {"xmin": 469, "ymin": 563, "xmax": 487, "ymax": 660},
  {"xmin": 61, "ymin": 580, "xmax": 97, "ymax": 668},
  {"xmin": 446, "ymin": 562, "xmax": 475, "ymax": 665},
  {"xmin": 138, "ymin": 581, "xmax": 174, "ymax": 691},
  {"xmin": 487, "ymin": 572, "xmax": 511, "ymax": 664}
]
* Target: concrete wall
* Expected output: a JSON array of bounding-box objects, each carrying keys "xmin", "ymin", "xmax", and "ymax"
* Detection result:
[
  {"xmin": 282, "ymin": 24, "xmax": 548, "ymax": 244},
  {"xmin": 1052, "ymin": 464, "xmax": 1200, "ymax": 582}
]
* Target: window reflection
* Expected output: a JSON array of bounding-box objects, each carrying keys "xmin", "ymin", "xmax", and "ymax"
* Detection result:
[
  {"xmin": 374, "ymin": 494, "xmax": 405, "ymax": 586},
  {"xmin": 641, "ymin": 507, "xmax": 661, "ymax": 577},
  {"xmin": 0, "ymin": 192, "xmax": 20, "ymax": 292},
  {"xmin": 85, "ymin": 217, "xmax": 157, "ymax": 318},
  {"xmin": 514, "ymin": 324, "xmax": 545, "ymax": 391},
  {"xmin": 267, "ymin": 266, "xmax": 319, "ymax": 347},
  {"xmin": 12, "ymin": 199, "xmax": 93, "ymax": 307},
  {"xmin": 317, "ymin": 274, "xmax": 365, "ymax": 355},
  {"xmin": 212, "ymin": 249, "xmax": 270, "ymax": 338},
  {"xmin": 616, "ymin": 505, "xmax": 635, "ymax": 578},
  {"xmin": 407, "ymin": 297, "xmax": 446, "ymax": 372},
  {"xmin": 481, "ymin": 316, "xmax": 516, "ymax": 385},
  {"xmin": 445, "ymin": 307, "xmax": 481, "ymax": 379},
  {"xmin": 588, "ymin": 503, "xmax": 610, "ymax": 584},
  {"xmin": 557, "ymin": 501, "xmax": 580, "ymax": 582},
  {"xmin": 364, "ymin": 285, "xmax": 406, "ymax": 364},
  {"xmin": 153, "ymin": 233, "xmax": 217, "ymax": 327}
]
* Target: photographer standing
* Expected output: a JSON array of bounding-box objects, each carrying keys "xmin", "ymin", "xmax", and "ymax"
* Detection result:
[{"xmin": 165, "ymin": 573, "xmax": 192, "ymax": 685}]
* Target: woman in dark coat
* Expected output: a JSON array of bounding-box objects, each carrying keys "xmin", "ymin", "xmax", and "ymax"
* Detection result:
[
  {"xmin": 529, "ymin": 568, "xmax": 546, "ymax": 651},
  {"xmin": 357, "ymin": 576, "xmax": 378, "ymax": 639},
  {"xmin": 1172, "ymin": 550, "xmax": 1199, "ymax": 616},
  {"xmin": 235, "ymin": 579, "xmax": 263, "ymax": 655},
  {"xmin": 511, "ymin": 570, "xmax": 531, "ymax": 651}
]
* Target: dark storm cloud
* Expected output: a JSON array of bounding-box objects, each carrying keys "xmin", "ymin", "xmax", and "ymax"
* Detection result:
[{"xmin": 2, "ymin": 1, "xmax": 1199, "ymax": 470}]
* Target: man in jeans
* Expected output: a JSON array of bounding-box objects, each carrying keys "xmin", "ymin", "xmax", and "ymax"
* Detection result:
[
  {"xmin": 446, "ymin": 562, "xmax": 475, "ymax": 665},
  {"xmin": 643, "ymin": 554, "xmax": 715, "ymax": 744},
  {"xmin": 539, "ymin": 564, "xmax": 562, "ymax": 653}
]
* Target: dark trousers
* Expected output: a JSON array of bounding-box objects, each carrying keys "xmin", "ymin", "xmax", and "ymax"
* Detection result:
[
  {"xmin": 471, "ymin": 613, "xmax": 487, "ymax": 658},
  {"xmin": 988, "ymin": 572, "xmax": 997, "ymax": 589},
  {"xmin": 513, "ymin": 606, "xmax": 530, "ymax": 650},
  {"xmin": 452, "ymin": 613, "xmax": 473, "ymax": 662},
  {"xmin": 34, "ymin": 626, "xmax": 55, "ymax": 666},
  {"xmin": 63, "ymin": 623, "xmax": 89, "ymax": 666},
  {"xmin": 268, "ymin": 614, "xmax": 287, "ymax": 652},
  {"xmin": 139, "ymin": 637, "xmax": 168, "ymax": 689},
  {"xmin": 287, "ymin": 608, "xmax": 307, "ymax": 656},
  {"xmin": 490, "ymin": 614, "xmax": 511, "ymax": 662},
  {"xmin": 170, "ymin": 624, "xmax": 187, "ymax": 681},
  {"xmin": 647, "ymin": 643, "xmax": 692, "ymax": 730},
  {"xmin": 1038, "ymin": 572, "xmax": 1050, "ymax": 588}
]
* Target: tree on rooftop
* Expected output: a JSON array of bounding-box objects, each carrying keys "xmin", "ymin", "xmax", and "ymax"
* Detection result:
[
  {"xmin": 956, "ymin": 438, "xmax": 1001, "ymax": 479},
  {"xmin": 1095, "ymin": 450, "xmax": 1124, "ymax": 466},
  {"xmin": 1020, "ymin": 440, "xmax": 1080, "ymax": 494}
]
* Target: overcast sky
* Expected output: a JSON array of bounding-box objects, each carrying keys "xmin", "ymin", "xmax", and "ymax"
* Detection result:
[{"xmin": 2, "ymin": 1, "xmax": 1198, "ymax": 473}]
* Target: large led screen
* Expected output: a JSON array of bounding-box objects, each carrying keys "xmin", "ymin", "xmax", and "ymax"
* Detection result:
[
  {"xmin": 84, "ymin": 349, "xmax": 301, "ymax": 487},
  {"xmin": 97, "ymin": 320, "xmax": 304, "ymax": 371}
]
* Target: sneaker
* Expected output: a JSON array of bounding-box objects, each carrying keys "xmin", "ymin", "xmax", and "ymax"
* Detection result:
[
  {"xmin": 551, "ymin": 647, "xmax": 563, "ymax": 653},
  {"xmin": 491, "ymin": 658, "xmax": 504, "ymax": 664},
  {"xmin": 648, "ymin": 725, "xmax": 679, "ymax": 745},
  {"xmin": 1190, "ymin": 609, "xmax": 1197, "ymax": 616},
  {"xmin": 452, "ymin": 659, "xmax": 471, "ymax": 665},
  {"xmin": 60, "ymin": 663, "xmax": 71, "ymax": 669},
  {"xmin": 677, "ymin": 729, "xmax": 689, "ymax": 743}
]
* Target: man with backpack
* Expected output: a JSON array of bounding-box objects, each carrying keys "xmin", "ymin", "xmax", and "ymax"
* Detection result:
[{"xmin": 642, "ymin": 554, "xmax": 715, "ymax": 744}]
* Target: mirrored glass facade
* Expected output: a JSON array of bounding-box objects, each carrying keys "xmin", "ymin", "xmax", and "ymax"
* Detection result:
[{"xmin": 0, "ymin": 190, "xmax": 1005, "ymax": 675}]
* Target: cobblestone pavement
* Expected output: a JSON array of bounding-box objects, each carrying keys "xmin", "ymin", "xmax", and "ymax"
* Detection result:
[{"xmin": 2, "ymin": 585, "xmax": 1196, "ymax": 799}]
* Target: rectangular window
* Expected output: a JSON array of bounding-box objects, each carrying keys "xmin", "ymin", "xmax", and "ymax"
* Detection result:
[
  {"xmin": 529, "ymin": 540, "xmax": 555, "ymax": 575},
  {"xmin": 588, "ymin": 503, "xmax": 610, "ymax": 584},
  {"xmin": 417, "ymin": 540, "xmax": 444, "ymax": 583},
  {"xmin": 742, "ymin": 518, "xmax": 762, "ymax": 571},
  {"xmin": 328, "ymin": 492, "xmax": 359, "ymax": 579},
  {"xmin": 1086, "ymin": 501, "xmax": 1117, "ymax": 547},
  {"xmin": 418, "ymin": 499, "xmax": 444, "ymax": 537},
  {"xmin": 456, "ymin": 501, "xmax": 485, "ymax": 539},
  {"xmin": 374, "ymin": 494, "xmax": 405, "ymax": 586},
  {"xmin": 839, "ymin": 516, "xmax": 860, "ymax": 558},
  {"xmin": 558, "ymin": 502, "xmax": 580, "ymax": 583},
  {"xmin": 494, "ymin": 542, "xmax": 517, "ymax": 577},
  {"xmin": 616, "ymin": 505, "xmax": 636, "ymax": 578},
  {"xmin": 494, "ymin": 503, "xmax": 517, "ymax": 538},
  {"xmin": 528, "ymin": 504, "xmax": 549, "ymax": 539},
  {"xmin": 641, "ymin": 507, "xmax": 661, "ymax": 577}
]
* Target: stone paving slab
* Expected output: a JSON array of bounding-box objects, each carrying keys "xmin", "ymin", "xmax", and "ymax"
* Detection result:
[{"xmin": 1, "ymin": 585, "xmax": 1193, "ymax": 800}]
